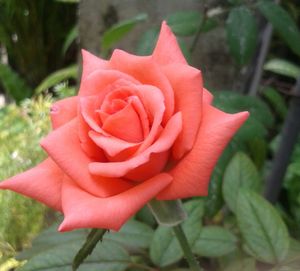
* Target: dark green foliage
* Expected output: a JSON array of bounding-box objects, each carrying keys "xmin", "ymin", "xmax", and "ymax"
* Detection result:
[
  {"xmin": 237, "ymin": 189, "xmax": 290, "ymax": 264},
  {"xmin": 264, "ymin": 59, "xmax": 300, "ymax": 80},
  {"xmin": 261, "ymin": 87, "xmax": 288, "ymax": 121},
  {"xmin": 226, "ymin": 7, "xmax": 258, "ymax": 65},
  {"xmin": 223, "ymin": 152, "xmax": 261, "ymax": 213},
  {"xmin": 166, "ymin": 11, "xmax": 203, "ymax": 36},
  {"xmin": 0, "ymin": 0, "xmax": 77, "ymax": 88},
  {"xmin": 136, "ymin": 28, "xmax": 159, "ymax": 56},
  {"xmin": 0, "ymin": 64, "xmax": 31, "ymax": 102},
  {"xmin": 205, "ymin": 91, "xmax": 274, "ymax": 218},
  {"xmin": 257, "ymin": 1, "xmax": 300, "ymax": 57},
  {"xmin": 102, "ymin": 13, "xmax": 148, "ymax": 55}
]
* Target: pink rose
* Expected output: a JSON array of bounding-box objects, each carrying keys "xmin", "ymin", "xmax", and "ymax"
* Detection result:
[{"xmin": 0, "ymin": 22, "xmax": 249, "ymax": 231}]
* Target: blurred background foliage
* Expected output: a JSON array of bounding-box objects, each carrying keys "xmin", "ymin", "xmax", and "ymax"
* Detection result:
[{"xmin": 0, "ymin": 0, "xmax": 300, "ymax": 270}]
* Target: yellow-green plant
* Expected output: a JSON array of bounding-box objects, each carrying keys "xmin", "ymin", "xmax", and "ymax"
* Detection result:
[{"xmin": 0, "ymin": 95, "xmax": 53, "ymax": 255}]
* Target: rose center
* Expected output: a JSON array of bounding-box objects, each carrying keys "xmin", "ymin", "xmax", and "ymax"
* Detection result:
[{"xmin": 97, "ymin": 88, "xmax": 147, "ymax": 143}]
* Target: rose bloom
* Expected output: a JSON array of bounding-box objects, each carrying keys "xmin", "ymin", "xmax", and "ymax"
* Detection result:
[{"xmin": 0, "ymin": 22, "xmax": 249, "ymax": 231}]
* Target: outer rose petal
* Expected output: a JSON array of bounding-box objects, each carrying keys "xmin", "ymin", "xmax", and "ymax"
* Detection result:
[
  {"xmin": 0, "ymin": 158, "xmax": 63, "ymax": 211},
  {"xmin": 157, "ymin": 104, "xmax": 249, "ymax": 200},
  {"xmin": 50, "ymin": 96, "xmax": 78, "ymax": 130},
  {"xmin": 89, "ymin": 112, "xmax": 182, "ymax": 178},
  {"xmin": 152, "ymin": 21, "xmax": 187, "ymax": 66},
  {"xmin": 109, "ymin": 49, "xmax": 174, "ymax": 124},
  {"xmin": 59, "ymin": 173, "xmax": 172, "ymax": 231},
  {"xmin": 40, "ymin": 119, "xmax": 134, "ymax": 198},
  {"xmin": 161, "ymin": 64, "xmax": 203, "ymax": 159},
  {"xmin": 203, "ymin": 88, "xmax": 214, "ymax": 104},
  {"xmin": 81, "ymin": 49, "xmax": 108, "ymax": 82}
]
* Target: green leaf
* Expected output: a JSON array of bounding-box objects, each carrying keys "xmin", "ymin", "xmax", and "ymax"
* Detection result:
[
  {"xmin": 223, "ymin": 152, "xmax": 261, "ymax": 213},
  {"xmin": 73, "ymin": 229, "xmax": 107, "ymax": 271},
  {"xmin": 148, "ymin": 199, "xmax": 187, "ymax": 227},
  {"xmin": 62, "ymin": 25, "xmax": 78, "ymax": 54},
  {"xmin": 34, "ymin": 65, "xmax": 78, "ymax": 94},
  {"xmin": 135, "ymin": 28, "xmax": 159, "ymax": 56},
  {"xmin": 150, "ymin": 226, "xmax": 182, "ymax": 267},
  {"xmin": 201, "ymin": 18, "xmax": 218, "ymax": 32},
  {"xmin": 19, "ymin": 240, "xmax": 130, "ymax": 271},
  {"xmin": 257, "ymin": 1, "xmax": 300, "ymax": 56},
  {"xmin": 212, "ymin": 91, "xmax": 274, "ymax": 128},
  {"xmin": 150, "ymin": 200, "xmax": 203, "ymax": 267},
  {"xmin": 183, "ymin": 200, "xmax": 204, "ymax": 225},
  {"xmin": 264, "ymin": 59, "xmax": 300, "ymax": 79},
  {"xmin": 223, "ymin": 257, "xmax": 256, "ymax": 271},
  {"xmin": 167, "ymin": 11, "xmax": 202, "ymax": 36},
  {"xmin": 204, "ymin": 142, "xmax": 239, "ymax": 217},
  {"xmin": 104, "ymin": 220, "xmax": 154, "ymax": 250},
  {"xmin": 213, "ymin": 91, "xmax": 274, "ymax": 141},
  {"xmin": 135, "ymin": 206, "xmax": 156, "ymax": 227},
  {"xmin": 284, "ymin": 238, "xmax": 300, "ymax": 265},
  {"xmin": 261, "ymin": 87, "xmax": 288, "ymax": 120},
  {"xmin": 102, "ymin": 13, "xmax": 148, "ymax": 51},
  {"xmin": 248, "ymin": 138, "xmax": 267, "ymax": 170},
  {"xmin": 178, "ymin": 39, "xmax": 192, "ymax": 63},
  {"xmin": 192, "ymin": 226, "xmax": 238, "ymax": 257},
  {"xmin": 16, "ymin": 223, "xmax": 87, "ymax": 260},
  {"xmin": 182, "ymin": 199, "xmax": 204, "ymax": 247},
  {"xmin": 226, "ymin": 7, "xmax": 258, "ymax": 65},
  {"xmin": 237, "ymin": 189, "xmax": 290, "ymax": 264},
  {"xmin": 0, "ymin": 63, "xmax": 32, "ymax": 102}
]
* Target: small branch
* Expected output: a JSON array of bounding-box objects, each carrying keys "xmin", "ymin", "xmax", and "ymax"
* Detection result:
[
  {"xmin": 173, "ymin": 225, "xmax": 204, "ymax": 271},
  {"xmin": 248, "ymin": 23, "xmax": 273, "ymax": 96},
  {"xmin": 190, "ymin": 5, "xmax": 208, "ymax": 54},
  {"xmin": 264, "ymin": 77, "xmax": 300, "ymax": 203},
  {"xmin": 72, "ymin": 228, "xmax": 107, "ymax": 271},
  {"xmin": 248, "ymin": 0, "xmax": 280, "ymax": 96}
]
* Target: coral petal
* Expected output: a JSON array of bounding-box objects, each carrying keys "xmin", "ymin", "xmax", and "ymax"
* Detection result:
[
  {"xmin": 78, "ymin": 111, "xmax": 106, "ymax": 160},
  {"xmin": 50, "ymin": 96, "xmax": 78, "ymax": 130},
  {"xmin": 79, "ymin": 69, "xmax": 138, "ymax": 97},
  {"xmin": 152, "ymin": 21, "xmax": 187, "ymax": 66},
  {"xmin": 125, "ymin": 151, "xmax": 169, "ymax": 181},
  {"xmin": 89, "ymin": 112, "xmax": 182, "ymax": 178},
  {"xmin": 81, "ymin": 49, "xmax": 108, "ymax": 81},
  {"xmin": 59, "ymin": 173, "xmax": 172, "ymax": 231},
  {"xmin": 109, "ymin": 49, "xmax": 174, "ymax": 123},
  {"xmin": 203, "ymin": 88, "xmax": 213, "ymax": 104},
  {"xmin": 157, "ymin": 105, "xmax": 249, "ymax": 200},
  {"xmin": 162, "ymin": 64, "xmax": 203, "ymax": 159},
  {"xmin": 89, "ymin": 131, "xmax": 139, "ymax": 158},
  {"xmin": 0, "ymin": 158, "xmax": 63, "ymax": 211},
  {"xmin": 102, "ymin": 102, "xmax": 144, "ymax": 143},
  {"xmin": 41, "ymin": 119, "xmax": 133, "ymax": 198}
]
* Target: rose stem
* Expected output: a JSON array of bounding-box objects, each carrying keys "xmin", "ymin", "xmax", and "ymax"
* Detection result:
[{"xmin": 172, "ymin": 224, "xmax": 204, "ymax": 271}]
